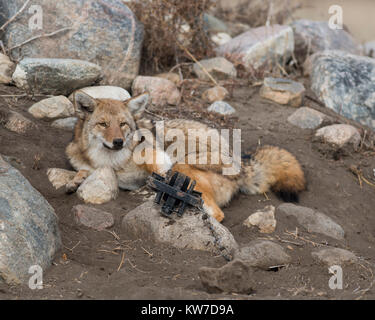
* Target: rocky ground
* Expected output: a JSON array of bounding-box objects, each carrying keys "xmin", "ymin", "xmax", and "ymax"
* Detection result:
[
  {"xmin": 1, "ymin": 0, "xmax": 375, "ymax": 300},
  {"xmin": 1, "ymin": 77, "xmax": 375, "ymax": 299}
]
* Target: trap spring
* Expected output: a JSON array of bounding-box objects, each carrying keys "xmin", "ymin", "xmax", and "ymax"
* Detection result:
[{"xmin": 147, "ymin": 171, "xmax": 203, "ymax": 218}]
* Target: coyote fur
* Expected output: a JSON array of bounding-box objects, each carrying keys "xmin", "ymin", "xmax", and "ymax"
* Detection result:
[{"xmin": 66, "ymin": 92, "xmax": 306, "ymax": 222}]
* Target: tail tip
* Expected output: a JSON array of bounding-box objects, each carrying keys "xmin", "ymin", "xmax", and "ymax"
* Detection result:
[{"xmin": 275, "ymin": 190, "xmax": 300, "ymax": 203}]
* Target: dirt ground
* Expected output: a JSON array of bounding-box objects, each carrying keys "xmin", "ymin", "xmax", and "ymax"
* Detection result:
[{"xmin": 0, "ymin": 74, "xmax": 375, "ymax": 300}]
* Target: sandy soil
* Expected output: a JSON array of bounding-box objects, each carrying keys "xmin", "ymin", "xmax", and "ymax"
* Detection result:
[{"xmin": 0, "ymin": 75, "xmax": 374, "ymax": 299}]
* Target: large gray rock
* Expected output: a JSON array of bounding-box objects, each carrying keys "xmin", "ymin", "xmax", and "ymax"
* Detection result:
[
  {"xmin": 193, "ymin": 57, "xmax": 237, "ymax": 81},
  {"xmin": 1, "ymin": 0, "xmax": 143, "ymax": 89},
  {"xmin": 0, "ymin": 109, "xmax": 36, "ymax": 134},
  {"xmin": 215, "ymin": 25, "xmax": 294, "ymax": 72},
  {"xmin": 72, "ymin": 205, "xmax": 114, "ymax": 231},
  {"xmin": 28, "ymin": 96, "xmax": 75, "ymax": 119},
  {"xmin": 290, "ymin": 20, "xmax": 361, "ymax": 63},
  {"xmin": 315, "ymin": 124, "xmax": 361, "ymax": 148},
  {"xmin": 13, "ymin": 58, "xmax": 102, "ymax": 95},
  {"xmin": 288, "ymin": 107, "xmax": 331, "ymax": 129},
  {"xmin": 309, "ymin": 50, "xmax": 375, "ymax": 130},
  {"xmin": 77, "ymin": 167, "xmax": 118, "ymax": 204},
  {"xmin": 312, "ymin": 248, "xmax": 358, "ymax": 266},
  {"xmin": 260, "ymin": 77, "xmax": 305, "ymax": 108},
  {"xmin": 51, "ymin": 117, "xmax": 78, "ymax": 131},
  {"xmin": 235, "ymin": 240, "xmax": 291, "ymax": 269},
  {"xmin": 207, "ymin": 101, "xmax": 236, "ymax": 115},
  {"xmin": 0, "ymin": 155, "xmax": 61, "ymax": 284},
  {"xmin": 199, "ymin": 259, "xmax": 256, "ymax": 294},
  {"xmin": 68, "ymin": 86, "xmax": 131, "ymax": 102},
  {"xmin": 243, "ymin": 206, "xmax": 276, "ymax": 234},
  {"xmin": 277, "ymin": 203, "xmax": 345, "ymax": 241},
  {"xmin": 132, "ymin": 76, "xmax": 181, "ymax": 107},
  {"xmin": 122, "ymin": 200, "xmax": 238, "ymax": 257}
]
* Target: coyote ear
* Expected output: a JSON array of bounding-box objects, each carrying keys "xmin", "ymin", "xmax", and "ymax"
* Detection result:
[
  {"xmin": 127, "ymin": 93, "xmax": 149, "ymax": 120},
  {"xmin": 72, "ymin": 90, "xmax": 97, "ymax": 116}
]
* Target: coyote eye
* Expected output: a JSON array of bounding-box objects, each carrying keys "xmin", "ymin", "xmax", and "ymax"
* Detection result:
[
  {"xmin": 98, "ymin": 122, "xmax": 108, "ymax": 128},
  {"xmin": 120, "ymin": 122, "xmax": 127, "ymax": 127}
]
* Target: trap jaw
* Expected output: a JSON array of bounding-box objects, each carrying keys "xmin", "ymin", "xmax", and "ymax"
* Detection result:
[{"xmin": 147, "ymin": 171, "xmax": 203, "ymax": 218}]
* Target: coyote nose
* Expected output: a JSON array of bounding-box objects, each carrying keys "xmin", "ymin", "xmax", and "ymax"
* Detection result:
[{"xmin": 113, "ymin": 138, "xmax": 123, "ymax": 148}]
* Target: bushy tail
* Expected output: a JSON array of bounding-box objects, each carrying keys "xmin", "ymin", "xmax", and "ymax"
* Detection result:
[{"xmin": 238, "ymin": 146, "xmax": 306, "ymax": 202}]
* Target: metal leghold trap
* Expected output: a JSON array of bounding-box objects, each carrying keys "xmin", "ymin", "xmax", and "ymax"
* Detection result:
[{"xmin": 147, "ymin": 171, "xmax": 203, "ymax": 218}]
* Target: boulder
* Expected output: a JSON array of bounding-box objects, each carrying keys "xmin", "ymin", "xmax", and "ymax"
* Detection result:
[
  {"xmin": 259, "ymin": 77, "xmax": 305, "ymax": 107},
  {"xmin": 132, "ymin": 76, "xmax": 181, "ymax": 106},
  {"xmin": 122, "ymin": 200, "xmax": 238, "ymax": 257},
  {"xmin": 234, "ymin": 240, "xmax": 291, "ymax": 269},
  {"xmin": 290, "ymin": 20, "xmax": 361, "ymax": 63},
  {"xmin": 215, "ymin": 25, "xmax": 294, "ymax": 72},
  {"xmin": 0, "ymin": 109, "xmax": 36, "ymax": 134},
  {"xmin": 28, "ymin": 96, "xmax": 75, "ymax": 119},
  {"xmin": 72, "ymin": 205, "xmax": 114, "ymax": 231},
  {"xmin": 77, "ymin": 167, "xmax": 118, "ymax": 204},
  {"xmin": 315, "ymin": 124, "xmax": 361, "ymax": 148},
  {"xmin": 312, "ymin": 248, "xmax": 358, "ymax": 266},
  {"xmin": 288, "ymin": 107, "xmax": 330, "ymax": 129},
  {"xmin": 51, "ymin": 117, "xmax": 78, "ymax": 131},
  {"xmin": 13, "ymin": 58, "xmax": 101, "ymax": 95},
  {"xmin": 0, "ymin": 53, "xmax": 14, "ymax": 84},
  {"xmin": 309, "ymin": 50, "xmax": 375, "ymax": 130},
  {"xmin": 1, "ymin": 0, "xmax": 143, "ymax": 89},
  {"xmin": 47, "ymin": 168, "xmax": 76, "ymax": 190},
  {"xmin": 69, "ymin": 86, "xmax": 131, "ymax": 101},
  {"xmin": 199, "ymin": 259, "xmax": 256, "ymax": 294},
  {"xmin": 243, "ymin": 205, "xmax": 276, "ymax": 233},
  {"xmin": 207, "ymin": 101, "xmax": 236, "ymax": 115},
  {"xmin": 277, "ymin": 203, "xmax": 345, "ymax": 241},
  {"xmin": 0, "ymin": 155, "xmax": 61, "ymax": 284},
  {"xmin": 202, "ymin": 86, "xmax": 229, "ymax": 103},
  {"xmin": 193, "ymin": 57, "xmax": 237, "ymax": 81}
]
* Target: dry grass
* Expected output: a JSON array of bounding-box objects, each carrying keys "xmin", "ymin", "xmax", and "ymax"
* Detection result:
[{"xmin": 128, "ymin": 0, "xmax": 215, "ymax": 73}]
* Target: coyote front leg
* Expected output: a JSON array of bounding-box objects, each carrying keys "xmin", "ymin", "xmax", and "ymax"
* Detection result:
[{"xmin": 66, "ymin": 169, "xmax": 90, "ymax": 193}]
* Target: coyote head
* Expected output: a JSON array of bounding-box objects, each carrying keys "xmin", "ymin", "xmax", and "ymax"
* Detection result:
[{"xmin": 73, "ymin": 91, "xmax": 149, "ymax": 151}]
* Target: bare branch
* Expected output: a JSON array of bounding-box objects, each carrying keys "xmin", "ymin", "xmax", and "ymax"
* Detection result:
[
  {"xmin": 0, "ymin": 0, "xmax": 31, "ymax": 32},
  {"xmin": 7, "ymin": 27, "xmax": 72, "ymax": 52}
]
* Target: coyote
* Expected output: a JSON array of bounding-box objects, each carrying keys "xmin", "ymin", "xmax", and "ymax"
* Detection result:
[{"xmin": 66, "ymin": 92, "xmax": 305, "ymax": 222}]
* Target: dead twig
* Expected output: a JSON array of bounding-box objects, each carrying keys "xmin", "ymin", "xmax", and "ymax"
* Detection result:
[
  {"xmin": 284, "ymin": 229, "xmax": 324, "ymax": 247},
  {"xmin": 275, "ymin": 235, "xmax": 304, "ymax": 247},
  {"xmin": 169, "ymin": 62, "xmax": 193, "ymax": 74},
  {"xmin": 104, "ymin": 229, "xmax": 121, "ymax": 241},
  {"xmin": 117, "ymin": 251, "xmax": 126, "ymax": 272},
  {"xmin": 97, "ymin": 249, "xmax": 119, "ymax": 256},
  {"xmin": 349, "ymin": 165, "xmax": 375, "ymax": 189},
  {"xmin": 7, "ymin": 27, "xmax": 72, "ymax": 52},
  {"xmin": 141, "ymin": 246, "xmax": 153, "ymax": 257},
  {"xmin": 176, "ymin": 41, "xmax": 218, "ymax": 86},
  {"xmin": 125, "ymin": 258, "xmax": 150, "ymax": 273},
  {"xmin": 63, "ymin": 241, "xmax": 81, "ymax": 253},
  {"xmin": 0, "ymin": 0, "xmax": 31, "ymax": 33}
]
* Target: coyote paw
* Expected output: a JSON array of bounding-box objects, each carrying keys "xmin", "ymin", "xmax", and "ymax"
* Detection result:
[{"xmin": 65, "ymin": 170, "xmax": 90, "ymax": 194}]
